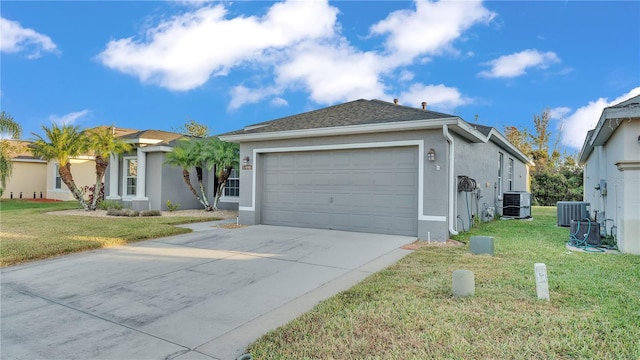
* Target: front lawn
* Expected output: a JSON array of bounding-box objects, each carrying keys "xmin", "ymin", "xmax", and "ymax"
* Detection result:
[
  {"xmin": 0, "ymin": 200, "xmax": 218, "ymax": 267},
  {"xmin": 248, "ymin": 206, "xmax": 640, "ymax": 359}
]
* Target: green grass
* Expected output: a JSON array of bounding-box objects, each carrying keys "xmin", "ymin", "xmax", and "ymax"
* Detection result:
[
  {"xmin": 248, "ymin": 206, "xmax": 640, "ymax": 359},
  {"xmin": 0, "ymin": 199, "xmax": 218, "ymax": 267}
]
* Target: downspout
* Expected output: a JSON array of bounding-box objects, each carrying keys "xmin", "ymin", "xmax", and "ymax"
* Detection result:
[{"xmin": 443, "ymin": 124, "xmax": 458, "ymax": 236}]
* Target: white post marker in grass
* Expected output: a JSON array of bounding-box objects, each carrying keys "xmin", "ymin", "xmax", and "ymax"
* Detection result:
[{"xmin": 534, "ymin": 263, "xmax": 550, "ymax": 301}]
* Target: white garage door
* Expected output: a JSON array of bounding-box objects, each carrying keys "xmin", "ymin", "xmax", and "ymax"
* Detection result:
[{"xmin": 261, "ymin": 147, "xmax": 418, "ymax": 236}]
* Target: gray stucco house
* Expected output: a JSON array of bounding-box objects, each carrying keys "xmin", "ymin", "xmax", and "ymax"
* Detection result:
[
  {"xmin": 104, "ymin": 129, "xmax": 239, "ymax": 211},
  {"xmin": 578, "ymin": 94, "xmax": 640, "ymax": 254},
  {"xmin": 220, "ymin": 99, "xmax": 533, "ymax": 241}
]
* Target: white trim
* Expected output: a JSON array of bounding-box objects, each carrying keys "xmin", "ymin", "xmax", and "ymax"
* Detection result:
[
  {"xmin": 220, "ymin": 196, "xmax": 240, "ymax": 203},
  {"xmin": 122, "ymin": 156, "xmax": 137, "ymax": 197},
  {"xmin": 141, "ymin": 145, "xmax": 174, "ymax": 153},
  {"xmin": 11, "ymin": 158, "xmax": 46, "ymax": 163},
  {"xmin": 241, "ymin": 140, "xmax": 444, "ymax": 222}
]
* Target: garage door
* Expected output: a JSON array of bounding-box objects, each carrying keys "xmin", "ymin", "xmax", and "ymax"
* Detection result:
[{"xmin": 261, "ymin": 147, "xmax": 418, "ymax": 236}]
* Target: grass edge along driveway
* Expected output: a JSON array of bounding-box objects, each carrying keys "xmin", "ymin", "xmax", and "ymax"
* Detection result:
[
  {"xmin": 248, "ymin": 207, "xmax": 640, "ymax": 359},
  {"xmin": 0, "ymin": 200, "xmax": 218, "ymax": 267}
]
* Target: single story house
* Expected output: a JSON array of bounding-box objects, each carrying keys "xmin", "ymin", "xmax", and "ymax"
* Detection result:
[
  {"xmin": 2, "ymin": 140, "xmax": 96, "ymax": 201},
  {"xmin": 578, "ymin": 94, "xmax": 640, "ymax": 254},
  {"xmin": 219, "ymin": 99, "xmax": 533, "ymax": 241},
  {"xmin": 104, "ymin": 129, "xmax": 239, "ymax": 211}
]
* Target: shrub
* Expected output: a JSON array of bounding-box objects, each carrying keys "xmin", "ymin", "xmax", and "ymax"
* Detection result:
[
  {"xmin": 99, "ymin": 200, "xmax": 123, "ymax": 210},
  {"xmin": 140, "ymin": 210, "xmax": 161, "ymax": 217},
  {"xmin": 166, "ymin": 200, "xmax": 180, "ymax": 212},
  {"xmin": 106, "ymin": 208, "xmax": 139, "ymax": 217}
]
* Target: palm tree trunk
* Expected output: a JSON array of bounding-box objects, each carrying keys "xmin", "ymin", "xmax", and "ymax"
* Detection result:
[
  {"xmin": 59, "ymin": 163, "xmax": 90, "ymax": 211},
  {"xmin": 213, "ymin": 167, "xmax": 232, "ymax": 211},
  {"xmin": 195, "ymin": 166, "xmax": 212, "ymax": 211},
  {"xmin": 181, "ymin": 168, "xmax": 210, "ymax": 210},
  {"xmin": 91, "ymin": 155, "xmax": 109, "ymax": 210}
]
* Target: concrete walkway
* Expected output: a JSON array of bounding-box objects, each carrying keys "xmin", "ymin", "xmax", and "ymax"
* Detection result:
[{"xmin": 1, "ymin": 223, "xmax": 414, "ymax": 360}]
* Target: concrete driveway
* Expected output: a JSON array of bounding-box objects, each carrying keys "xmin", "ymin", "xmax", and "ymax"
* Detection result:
[{"xmin": 1, "ymin": 223, "xmax": 414, "ymax": 360}]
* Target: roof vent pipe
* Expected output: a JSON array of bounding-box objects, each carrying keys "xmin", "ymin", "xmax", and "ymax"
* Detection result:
[
  {"xmin": 422, "ymin": 101, "xmax": 427, "ymax": 110},
  {"xmin": 394, "ymin": 98, "xmax": 399, "ymax": 105}
]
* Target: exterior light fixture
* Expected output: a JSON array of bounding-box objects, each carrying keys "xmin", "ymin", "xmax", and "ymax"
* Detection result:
[
  {"xmin": 427, "ymin": 148, "xmax": 436, "ymax": 161},
  {"xmin": 242, "ymin": 156, "xmax": 250, "ymax": 166}
]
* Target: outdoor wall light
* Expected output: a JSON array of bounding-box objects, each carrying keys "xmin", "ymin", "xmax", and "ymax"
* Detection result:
[
  {"xmin": 427, "ymin": 148, "xmax": 436, "ymax": 161},
  {"xmin": 242, "ymin": 156, "xmax": 250, "ymax": 166}
]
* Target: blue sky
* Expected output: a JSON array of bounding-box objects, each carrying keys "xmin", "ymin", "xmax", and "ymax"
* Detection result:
[{"xmin": 2, "ymin": 0, "xmax": 639, "ymax": 153}]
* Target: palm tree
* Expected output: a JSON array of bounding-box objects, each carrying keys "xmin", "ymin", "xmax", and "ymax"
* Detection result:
[
  {"xmin": 85, "ymin": 126, "xmax": 132, "ymax": 210},
  {"xmin": 209, "ymin": 138, "xmax": 239, "ymax": 211},
  {"xmin": 30, "ymin": 124, "xmax": 90, "ymax": 210},
  {"xmin": 165, "ymin": 138, "xmax": 212, "ymax": 210},
  {"xmin": 0, "ymin": 111, "xmax": 23, "ymax": 196}
]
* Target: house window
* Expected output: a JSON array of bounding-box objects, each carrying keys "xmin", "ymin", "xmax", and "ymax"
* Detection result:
[
  {"xmin": 124, "ymin": 158, "xmax": 137, "ymax": 196},
  {"xmin": 498, "ymin": 152, "xmax": 504, "ymax": 195},
  {"xmin": 54, "ymin": 163, "xmax": 62, "ymax": 189},
  {"xmin": 224, "ymin": 169, "xmax": 239, "ymax": 197},
  {"xmin": 508, "ymin": 158, "xmax": 514, "ymax": 191}
]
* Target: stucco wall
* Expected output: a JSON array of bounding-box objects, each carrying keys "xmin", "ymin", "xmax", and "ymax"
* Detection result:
[
  {"xmin": 46, "ymin": 159, "xmax": 97, "ymax": 201},
  {"xmin": 2, "ymin": 160, "xmax": 47, "ymax": 199},
  {"xmin": 453, "ymin": 132, "xmax": 530, "ymax": 228},
  {"xmin": 583, "ymin": 119, "xmax": 640, "ymax": 254}
]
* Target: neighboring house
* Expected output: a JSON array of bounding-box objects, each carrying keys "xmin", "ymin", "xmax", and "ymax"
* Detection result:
[
  {"xmin": 1, "ymin": 140, "xmax": 96, "ymax": 201},
  {"xmin": 219, "ymin": 99, "xmax": 533, "ymax": 241},
  {"xmin": 104, "ymin": 129, "xmax": 239, "ymax": 211},
  {"xmin": 578, "ymin": 94, "xmax": 640, "ymax": 255}
]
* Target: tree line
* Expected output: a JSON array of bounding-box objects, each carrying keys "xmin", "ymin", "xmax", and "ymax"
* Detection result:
[{"xmin": 504, "ymin": 108, "xmax": 583, "ymax": 206}]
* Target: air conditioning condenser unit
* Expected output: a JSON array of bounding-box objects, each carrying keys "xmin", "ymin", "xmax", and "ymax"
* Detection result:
[
  {"xmin": 557, "ymin": 201, "xmax": 590, "ymax": 227},
  {"xmin": 502, "ymin": 191, "xmax": 531, "ymax": 219}
]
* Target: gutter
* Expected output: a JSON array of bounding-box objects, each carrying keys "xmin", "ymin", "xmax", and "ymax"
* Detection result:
[{"xmin": 443, "ymin": 124, "xmax": 458, "ymax": 236}]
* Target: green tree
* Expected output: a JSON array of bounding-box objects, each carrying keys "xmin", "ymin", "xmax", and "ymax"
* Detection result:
[
  {"xmin": 30, "ymin": 124, "xmax": 90, "ymax": 210},
  {"xmin": 529, "ymin": 108, "xmax": 552, "ymax": 171},
  {"xmin": 505, "ymin": 109, "xmax": 584, "ymax": 205},
  {"xmin": 165, "ymin": 138, "xmax": 213, "ymax": 211},
  {"xmin": 85, "ymin": 126, "xmax": 132, "ymax": 210},
  {"xmin": 209, "ymin": 138, "xmax": 239, "ymax": 211},
  {"xmin": 504, "ymin": 125, "xmax": 532, "ymax": 156},
  {"xmin": 0, "ymin": 111, "xmax": 23, "ymax": 196},
  {"xmin": 173, "ymin": 118, "xmax": 209, "ymax": 138}
]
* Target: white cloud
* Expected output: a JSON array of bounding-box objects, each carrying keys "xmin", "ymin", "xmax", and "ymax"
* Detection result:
[
  {"xmin": 98, "ymin": 0, "xmax": 490, "ymax": 112},
  {"xmin": 228, "ymin": 85, "xmax": 281, "ymax": 111},
  {"xmin": 270, "ymin": 97, "xmax": 288, "ymax": 107},
  {"xmin": 478, "ymin": 49, "xmax": 560, "ymax": 78},
  {"xmin": 275, "ymin": 41, "xmax": 388, "ymax": 105},
  {"xmin": 560, "ymin": 87, "xmax": 640, "ymax": 150},
  {"xmin": 398, "ymin": 83, "xmax": 470, "ymax": 113},
  {"xmin": 398, "ymin": 70, "xmax": 415, "ymax": 82},
  {"xmin": 97, "ymin": 1, "xmax": 339, "ymax": 91},
  {"xmin": 549, "ymin": 106, "xmax": 571, "ymax": 120},
  {"xmin": 49, "ymin": 110, "xmax": 90, "ymax": 126},
  {"xmin": 1, "ymin": 17, "xmax": 58, "ymax": 58},
  {"xmin": 370, "ymin": 0, "xmax": 495, "ymax": 61}
]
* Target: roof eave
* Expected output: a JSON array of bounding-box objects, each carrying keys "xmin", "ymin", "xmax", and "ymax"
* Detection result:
[{"xmin": 220, "ymin": 117, "xmax": 464, "ymax": 143}]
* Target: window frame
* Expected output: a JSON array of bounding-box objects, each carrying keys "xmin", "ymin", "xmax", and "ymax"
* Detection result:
[
  {"xmin": 54, "ymin": 163, "xmax": 62, "ymax": 190},
  {"xmin": 221, "ymin": 168, "xmax": 240, "ymax": 202},
  {"xmin": 123, "ymin": 157, "xmax": 138, "ymax": 197},
  {"xmin": 508, "ymin": 158, "xmax": 514, "ymax": 191},
  {"xmin": 498, "ymin": 152, "xmax": 504, "ymax": 196}
]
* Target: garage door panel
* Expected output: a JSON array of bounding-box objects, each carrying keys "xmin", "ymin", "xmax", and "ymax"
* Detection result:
[{"xmin": 262, "ymin": 147, "xmax": 418, "ymax": 236}]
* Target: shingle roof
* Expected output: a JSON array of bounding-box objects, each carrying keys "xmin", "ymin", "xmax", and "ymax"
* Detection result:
[
  {"xmin": 220, "ymin": 99, "xmax": 456, "ymax": 136},
  {"xmin": 118, "ymin": 129, "xmax": 186, "ymax": 145}
]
